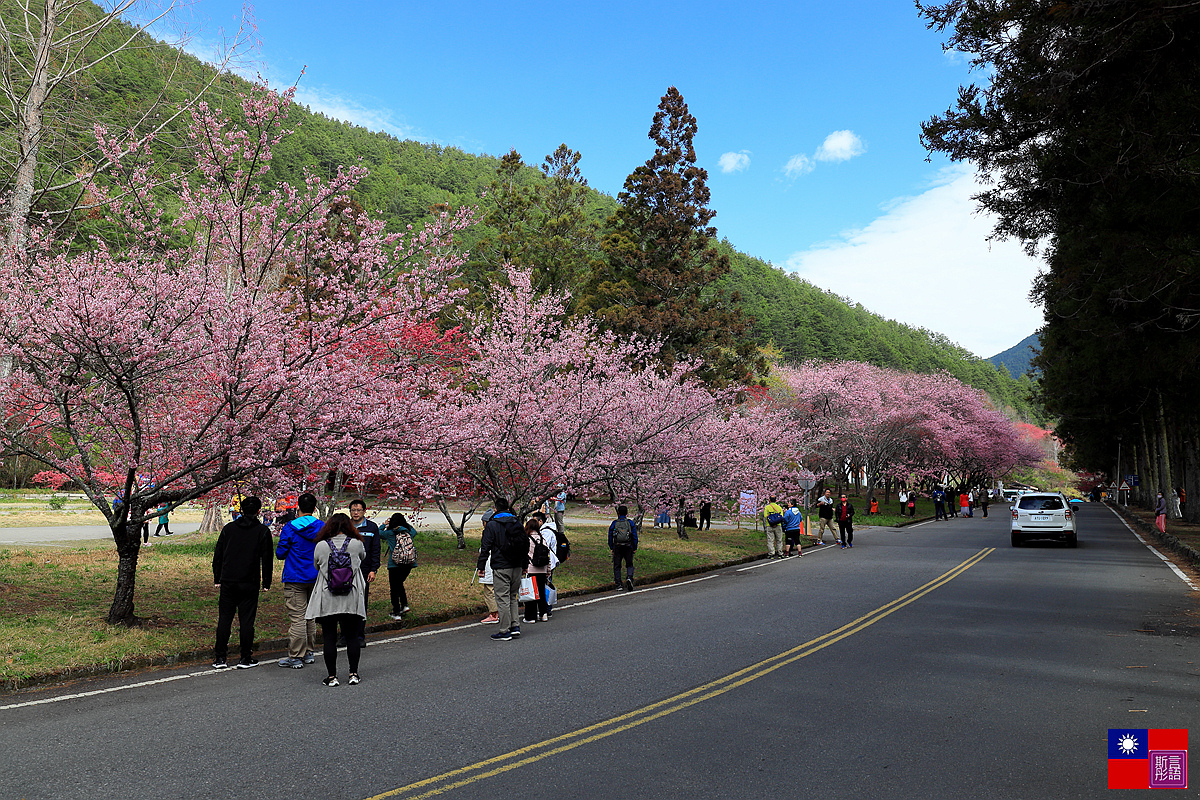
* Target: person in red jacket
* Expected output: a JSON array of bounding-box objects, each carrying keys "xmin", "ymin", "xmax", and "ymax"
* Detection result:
[{"xmin": 836, "ymin": 495, "xmax": 855, "ymax": 549}]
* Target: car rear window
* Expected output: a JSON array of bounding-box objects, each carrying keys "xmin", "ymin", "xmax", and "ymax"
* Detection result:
[{"xmin": 1018, "ymin": 496, "xmax": 1065, "ymax": 511}]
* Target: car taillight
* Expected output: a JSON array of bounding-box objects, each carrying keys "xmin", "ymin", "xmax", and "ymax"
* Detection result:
[
  {"xmin": 1064, "ymin": 509, "xmax": 1072, "ymax": 519},
  {"xmin": 1012, "ymin": 509, "xmax": 1018, "ymax": 519}
]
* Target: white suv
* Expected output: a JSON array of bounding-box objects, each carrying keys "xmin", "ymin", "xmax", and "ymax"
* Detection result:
[{"xmin": 1011, "ymin": 492, "xmax": 1077, "ymax": 547}]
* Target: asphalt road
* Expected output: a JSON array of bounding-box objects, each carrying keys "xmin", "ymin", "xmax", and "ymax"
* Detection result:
[{"xmin": 2, "ymin": 503, "xmax": 1195, "ymax": 799}]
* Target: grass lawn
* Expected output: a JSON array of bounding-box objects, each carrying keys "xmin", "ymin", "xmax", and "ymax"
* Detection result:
[{"xmin": 0, "ymin": 521, "xmax": 780, "ymax": 687}]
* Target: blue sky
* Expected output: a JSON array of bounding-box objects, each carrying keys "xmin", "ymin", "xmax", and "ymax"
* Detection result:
[{"xmin": 179, "ymin": 0, "xmax": 1044, "ymax": 358}]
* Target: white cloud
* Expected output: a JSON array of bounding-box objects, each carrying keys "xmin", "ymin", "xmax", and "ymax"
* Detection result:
[
  {"xmin": 814, "ymin": 129, "xmax": 866, "ymax": 162},
  {"xmin": 718, "ymin": 150, "xmax": 751, "ymax": 173},
  {"xmin": 784, "ymin": 164, "xmax": 1045, "ymax": 358},
  {"xmin": 293, "ymin": 87, "xmax": 413, "ymax": 140},
  {"xmin": 784, "ymin": 153, "xmax": 814, "ymax": 178}
]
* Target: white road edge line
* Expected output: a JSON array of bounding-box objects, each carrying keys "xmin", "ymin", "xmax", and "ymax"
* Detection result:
[
  {"xmin": 736, "ymin": 543, "xmax": 839, "ymax": 572},
  {"xmin": 1109, "ymin": 506, "xmax": 1199, "ymax": 591},
  {"xmin": 0, "ymin": 571, "xmax": 723, "ymax": 712}
]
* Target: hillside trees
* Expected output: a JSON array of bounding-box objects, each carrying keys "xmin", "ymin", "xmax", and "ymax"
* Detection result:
[
  {"xmin": 0, "ymin": 84, "xmax": 470, "ymax": 624},
  {"xmin": 0, "ymin": 0, "xmax": 250, "ymax": 249},
  {"xmin": 918, "ymin": 0, "xmax": 1200, "ymax": 518},
  {"xmin": 469, "ymin": 145, "xmax": 600, "ymax": 296},
  {"xmin": 581, "ymin": 87, "xmax": 762, "ymax": 387}
]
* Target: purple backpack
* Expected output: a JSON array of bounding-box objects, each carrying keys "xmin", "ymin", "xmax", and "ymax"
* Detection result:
[{"xmin": 327, "ymin": 537, "xmax": 354, "ymax": 596}]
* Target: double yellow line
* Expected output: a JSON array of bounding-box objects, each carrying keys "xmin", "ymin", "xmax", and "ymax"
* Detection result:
[{"xmin": 366, "ymin": 547, "xmax": 995, "ymax": 800}]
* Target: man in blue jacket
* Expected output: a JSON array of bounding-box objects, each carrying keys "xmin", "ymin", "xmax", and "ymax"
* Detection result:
[
  {"xmin": 608, "ymin": 505, "xmax": 639, "ymax": 591},
  {"xmin": 275, "ymin": 492, "xmax": 324, "ymax": 668}
]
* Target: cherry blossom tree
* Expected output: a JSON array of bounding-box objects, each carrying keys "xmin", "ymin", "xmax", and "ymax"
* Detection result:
[
  {"xmin": 773, "ymin": 362, "xmax": 1041, "ymax": 496},
  {"xmin": 0, "ymin": 84, "xmax": 469, "ymax": 624}
]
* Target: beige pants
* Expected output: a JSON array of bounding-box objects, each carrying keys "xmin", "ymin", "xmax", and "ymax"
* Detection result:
[
  {"xmin": 480, "ymin": 581, "xmax": 497, "ymax": 613},
  {"xmin": 765, "ymin": 524, "xmax": 783, "ymax": 556},
  {"xmin": 816, "ymin": 517, "xmax": 837, "ymax": 542},
  {"xmin": 283, "ymin": 582, "xmax": 317, "ymax": 658}
]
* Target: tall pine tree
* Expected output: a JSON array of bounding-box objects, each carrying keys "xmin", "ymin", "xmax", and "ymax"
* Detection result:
[{"xmin": 581, "ymin": 87, "xmax": 762, "ymax": 387}]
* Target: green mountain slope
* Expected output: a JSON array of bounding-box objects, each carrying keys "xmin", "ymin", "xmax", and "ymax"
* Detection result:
[
  {"xmin": 988, "ymin": 332, "xmax": 1040, "ymax": 378},
  {"xmin": 14, "ymin": 2, "xmax": 1042, "ymax": 421}
]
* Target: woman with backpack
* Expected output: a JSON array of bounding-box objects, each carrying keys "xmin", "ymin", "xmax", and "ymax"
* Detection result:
[
  {"xmin": 523, "ymin": 517, "xmax": 557, "ymax": 624},
  {"xmin": 305, "ymin": 513, "xmax": 367, "ymax": 687},
  {"xmin": 381, "ymin": 513, "xmax": 418, "ymax": 621}
]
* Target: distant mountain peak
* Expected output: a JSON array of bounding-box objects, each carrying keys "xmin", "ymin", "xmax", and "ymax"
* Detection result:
[{"xmin": 989, "ymin": 332, "xmax": 1040, "ymax": 378}]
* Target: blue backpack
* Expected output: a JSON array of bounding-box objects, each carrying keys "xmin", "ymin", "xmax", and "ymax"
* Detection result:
[{"xmin": 327, "ymin": 537, "xmax": 354, "ymax": 595}]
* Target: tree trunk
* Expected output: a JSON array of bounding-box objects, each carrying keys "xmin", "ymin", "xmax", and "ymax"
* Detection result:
[
  {"xmin": 1157, "ymin": 392, "xmax": 1176, "ymax": 517},
  {"xmin": 106, "ymin": 517, "xmax": 142, "ymax": 625},
  {"xmin": 5, "ymin": 0, "xmax": 57, "ymax": 251},
  {"xmin": 1139, "ymin": 418, "xmax": 1155, "ymax": 509},
  {"xmin": 199, "ymin": 505, "xmax": 223, "ymax": 533},
  {"xmin": 1182, "ymin": 418, "xmax": 1199, "ymax": 524}
]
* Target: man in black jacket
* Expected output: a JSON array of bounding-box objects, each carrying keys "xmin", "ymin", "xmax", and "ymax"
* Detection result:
[
  {"xmin": 212, "ymin": 496, "xmax": 274, "ymax": 669},
  {"xmin": 349, "ymin": 498, "xmax": 381, "ymax": 647},
  {"xmin": 476, "ymin": 498, "xmax": 527, "ymax": 642},
  {"xmin": 836, "ymin": 494, "xmax": 855, "ymax": 549}
]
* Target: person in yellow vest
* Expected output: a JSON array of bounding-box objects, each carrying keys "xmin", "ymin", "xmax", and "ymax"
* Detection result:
[{"xmin": 761, "ymin": 497, "xmax": 785, "ymax": 559}]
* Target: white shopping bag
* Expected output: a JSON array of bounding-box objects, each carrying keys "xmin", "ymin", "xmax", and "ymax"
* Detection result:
[{"xmin": 518, "ymin": 576, "xmax": 539, "ymax": 602}]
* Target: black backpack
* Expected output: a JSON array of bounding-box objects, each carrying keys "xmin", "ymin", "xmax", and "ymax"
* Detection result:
[
  {"xmin": 498, "ymin": 517, "xmax": 529, "ymax": 566},
  {"xmin": 555, "ymin": 529, "xmax": 571, "ymax": 562},
  {"xmin": 612, "ymin": 517, "xmax": 633, "ymax": 546},
  {"xmin": 530, "ymin": 533, "xmax": 551, "ymax": 568},
  {"xmin": 326, "ymin": 537, "xmax": 354, "ymax": 595}
]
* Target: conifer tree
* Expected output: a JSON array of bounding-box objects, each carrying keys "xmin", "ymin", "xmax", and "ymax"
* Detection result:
[{"xmin": 582, "ymin": 87, "xmax": 761, "ymax": 387}]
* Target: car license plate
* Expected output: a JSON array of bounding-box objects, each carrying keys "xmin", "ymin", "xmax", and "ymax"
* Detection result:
[{"xmin": 1031, "ymin": 514, "xmax": 1051, "ymax": 522}]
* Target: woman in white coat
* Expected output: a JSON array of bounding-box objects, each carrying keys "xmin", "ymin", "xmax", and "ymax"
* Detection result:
[{"xmin": 306, "ymin": 513, "xmax": 367, "ymax": 687}]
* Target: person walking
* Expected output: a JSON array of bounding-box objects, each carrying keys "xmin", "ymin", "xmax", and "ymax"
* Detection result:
[
  {"xmin": 153, "ymin": 504, "xmax": 172, "ymax": 537},
  {"xmin": 347, "ymin": 499, "xmax": 380, "ymax": 648},
  {"xmin": 306, "ymin": 513, "xmax": 367, "ymax": 687},
  {"xmin": 211, "ymin": 496, "xmax": 273, "ymax": 670},
  {"xmin": 815, "ymin": 488, "xmax": 837, "ymax": 544},
  {"xmin": 836, "ymin": 494, "xmax": 855, "ymax": 549},
  {"xmin": 782, "ymin": 499, "xmax": 804, "ymax": 558},
  {"xmin": 980, "ymin": 488, "xmax": 990, "ymax": 518},
  {"xmin": 959, "ymin": 490, "xmax": 971, "ymax": 518},
  {"xmin": 523, "ymin": 518, "xmax": 556, "ymax": 624},
  {"xmin": 762, "ymin": 496, "xmax": 785, "ymax": 558},
  {"xmin": 477, "ymin": 498, "xmax": 527, "ymax": 641},
  {"xmin": 906, "ymin": 490, "xmax": 917, "ymax": 518},
  {"xmin": 898, "ymin": 488, "xmax": 908, "ymax": 515},
  {"xmin": 609, "ymin": 505, "xmax": 639, "ymax": 591},
  {"xmin": 274, "ymin": 492, "xmax": 324, "ymax": 669},
  {"xmin": 1155, "ymin": 491, "xmax": 1168, "ymax": 533},
  {"xmin": 381, "ymin": 513, "xmax": 417, "ymax": 620},
  {"xmin": 698, "ymin": 498, "xmax": 712, "ymax": 531}
]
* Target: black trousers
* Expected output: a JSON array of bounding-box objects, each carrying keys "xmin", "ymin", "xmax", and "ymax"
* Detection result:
[
  {"xmin": 698, "ymin": 509, "xmax": 711, "ymax": 530},
  {"xmin": 612, "ymin": 545, "xmax": 634, "ymax": 585},
  {"xmin": 523, "ymin": 573, "xmax": 550, "ymax": 621},
  {"xmin": 215, "ymin": 582, "xmax": 260, "ymax": 661},
  {"xmin": 320, "ymin": 614, "xmax": 361, "ymax": 676},
  {"xmin": 388, "ymin": 565, "xmax": 412, "ymax": 613},
  {"xmin": 838, "ymin": 520, "xmax": 854, "ymax": 545}
]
